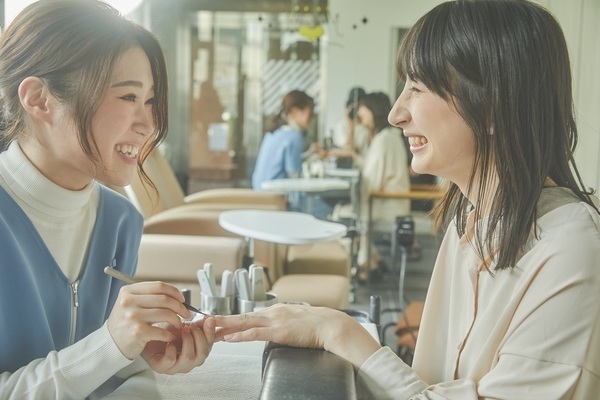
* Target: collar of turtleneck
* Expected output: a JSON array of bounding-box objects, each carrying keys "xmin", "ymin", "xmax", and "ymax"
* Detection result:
[{"xmin": 0, "ymin": 141, "xmax": 94, "ymax": 222}]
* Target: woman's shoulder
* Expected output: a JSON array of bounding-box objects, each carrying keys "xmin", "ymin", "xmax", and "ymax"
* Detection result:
[
  {"xmin": 537, "ymin": 188, "xmax": 599, "ymax": 226},
  {"xmin": 535, "ymin": 189, "xmax": 600, "ymax": 254}
]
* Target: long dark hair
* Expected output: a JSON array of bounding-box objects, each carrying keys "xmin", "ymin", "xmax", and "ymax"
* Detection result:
[
  {"xmin": 267, "ymin": 90, "xmax": 314, "ymax": 133},
  {"xmin": 0, "ymin": 0, "xmax": 168, "ymax": 184},
  {"xmin": 360, "ymin": 92, "xmax": 392, "ymax": 134},
  {"xmin": 398, "ymin": 0, "xmax": 597, "ymax": 270}
]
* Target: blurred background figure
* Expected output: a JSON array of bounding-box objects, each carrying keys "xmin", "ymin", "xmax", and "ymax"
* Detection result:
[
  {"xmin": 334, "ymin": 91, "xmax": 411, "ymax": 279},
  {"xmin": 252, "ymin": 90, "xmax": 314, "ymax": 190},
  {"xmin": 196, "ymin": 80, "xmax": 224, "ymax": 130},
  {"xmin": 329, "ymin": 87, "xmax": 369, "ymax": 168},
  {"xmin": 252, "ymin": 90, "xmax": 330, "ymax": 218}
]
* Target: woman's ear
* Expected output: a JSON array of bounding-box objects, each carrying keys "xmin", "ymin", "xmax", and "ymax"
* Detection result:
[{"xmin": 18, "ymin": 77, "xmax": 53, "ymax": 122}]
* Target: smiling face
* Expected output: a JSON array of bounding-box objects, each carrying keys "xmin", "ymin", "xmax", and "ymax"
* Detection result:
[
  {"xmin": 20, "ymin": 46, "xmax": 155, "ymax": 190},
  {"xmin": 388, "ymin": 78, "xmax": 475, "ymax": 191},
  {"xmin": 91, "ymin": 46, "xmax": 155, "ymax": 187}
]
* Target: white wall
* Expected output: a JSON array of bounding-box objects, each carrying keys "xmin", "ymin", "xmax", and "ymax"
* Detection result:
[
  {"xmin": 542, "ymin": 0, "xmax": 600, "ymax": 190},
  {"xmin": 324, "ymin": 0, "xmax": 443, "ymax": 137},
  {"xmin": 325, "ymin": 0, "xmax": 600, "ymax": 190}
]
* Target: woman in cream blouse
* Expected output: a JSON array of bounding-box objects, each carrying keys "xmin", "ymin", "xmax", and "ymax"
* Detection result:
[{"xmin": 213, "ymin": 1, "xmax": 600, "ymax": 398}]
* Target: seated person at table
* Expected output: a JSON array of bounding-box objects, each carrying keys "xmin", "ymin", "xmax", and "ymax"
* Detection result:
[
  {"xmin": 213, "ymin": 1, "xmax": 600, "ymax": 398},
  {"xmin": 333, "ymin": 92, "xmax": 411, "ymax": 275},
  {"xmin": 252, "ymin": 90, "xmax": 313, "ymax": 190},
  {"xmin": 0, "ymin": 1, "xmax": 214, "ymax": 398},
  {"xmin": 252, "ymin": 90, "xmax": 331, "ymax": 218},
  {"xmin": 328, "ymin": 86, "xmax": 370, "ymax": 168}
]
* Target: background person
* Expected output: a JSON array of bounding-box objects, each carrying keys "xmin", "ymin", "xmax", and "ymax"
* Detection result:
[
  {"xmin": 213, "ymin": 1, "xmax": 600, "ymax": 398},
  {"xmin": 0, "ymin": 1, "xmax": 214, "ymax": 398},
  {"xmin": 252, "ymin": 90, "xmax": 331, "ymax": 218},
  {"xmin": 252, "ymin": 90, "xmax": 314, "ymax": 190},
  {"xmin": 354, "ymin": 92, "xmax": 411, "ymax": 277},
  {"xmin": 329, "ymin": 86, "xmax": 369, "ymax": 168}
]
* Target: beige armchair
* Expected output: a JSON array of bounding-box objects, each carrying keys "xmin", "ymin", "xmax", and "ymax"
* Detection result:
[{"xmin": 136, "ymin": 234, "xmax": 244, "ymax": 306}]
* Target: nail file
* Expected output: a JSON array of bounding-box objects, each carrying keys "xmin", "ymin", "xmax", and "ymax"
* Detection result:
[
  {"xmin": 251, "ymin": 266, "xmax": 267, "ymax": 301},
  {"xmin": 221, "ymin": 269, "xmax": 234, "ymax": 297},
  {"xmin": 204, "ymin": 262, "xmax": 217, "ymax": 291},
  {"xmin": 197, "ymin": 269, "xmax": 215, "ymax": 297},
  {"xmin": 235, "ymin": 268, "xmax": 251, "ymax": 300}
]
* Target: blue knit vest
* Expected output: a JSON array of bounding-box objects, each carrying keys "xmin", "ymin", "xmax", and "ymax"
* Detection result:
[{"xmin": 0, "ymin": 184, "xmax": 143, "ymax": 373}]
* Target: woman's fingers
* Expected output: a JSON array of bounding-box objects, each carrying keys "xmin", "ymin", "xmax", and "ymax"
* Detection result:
[
  {"xmin": 126, "ymin": 281, "xmax": 185, "ymax": 301},
  {"xmin": 107, "ymin": 282, "xmax": 193, "ymax": 359},
  {"xmin": 221, "ymin": 327, "xmax": 273, "ymax": 343},
  {"xmin": 214, "ymin": 309, "xmax": 273, "ymax": 329},
  {"xmin": 201, "ymin": 317, "xmax": 216, "ymax": 347},
  {"xmin": 171, "ymin": 326, "xmax": 195, "ymax": 373},
  {"xmin": 121, "ymin": 283, "xmax": 191, "ymax": 319},
  {"xmin": 213, "ymin": 304, "xmax": 328, "ymax": 348},
  {"xmin": 150, "ymin": 322, "xmax": 214, "ymax": 374}
]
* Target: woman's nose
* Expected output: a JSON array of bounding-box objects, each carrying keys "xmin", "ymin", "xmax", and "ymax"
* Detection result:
[
  {"xmin": 136, "ymin": 105, "xmax": 154, "ymax": 136},
  {"xmin": 388, "ymin": 94, "xmax": 409, "ymax": 128}
]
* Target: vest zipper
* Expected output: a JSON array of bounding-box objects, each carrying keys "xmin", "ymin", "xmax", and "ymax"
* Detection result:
[{"xmin": 69, "ymin": 280, "xmax": 79, "ymax": 345}]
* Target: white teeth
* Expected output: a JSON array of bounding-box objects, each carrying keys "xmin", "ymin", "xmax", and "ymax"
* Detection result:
[
  {"xmin": 116, "ymin": 144, "xmax": 139, "ymax": 158},
  {"xmin": 408, "ymin": 136, "xmax": 428, "ymax": 147}
]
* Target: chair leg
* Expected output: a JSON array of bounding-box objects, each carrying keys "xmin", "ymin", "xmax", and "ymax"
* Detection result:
[{"xmin": 348, "ymin": 228, "xmax": 359, "ymax": 303}]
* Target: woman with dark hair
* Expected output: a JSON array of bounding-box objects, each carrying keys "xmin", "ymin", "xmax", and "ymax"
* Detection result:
[
  {"xmin": 330, "ymin": 87, "xmax": 369, "ymax": 165},
  {"xmin": 0, "ymin": 1, "xmax": 213, "ymax": 397},
  {"xmin": 355, "ymin": 92, "xmax": 410, "ymax": 273},
  {"xmin": 213, "ymin": 1, "xmax": 600, "ymax": 398},
  {"xmin": 252, "ymin": 90, "xmax": 314, "ymax": 190}
]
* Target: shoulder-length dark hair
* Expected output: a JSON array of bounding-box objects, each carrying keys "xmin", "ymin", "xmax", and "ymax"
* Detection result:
[
  {"xmin": 361, "ymin": 92, "xmax": 392, "ymax": 134},
  {"xmin": 267, "ymin": 90, "xmax": 314, "ymax": 133},
  {"xmin": 0, "ymin": 0, "xmax": 168, "ymax": 184},
  {"xmin": 397, "ymin": 0, "xmax": 597, "ymax": 270}
]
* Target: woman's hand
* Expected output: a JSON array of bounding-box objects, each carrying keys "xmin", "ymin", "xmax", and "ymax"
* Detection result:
[
  {"xmin": 106, "ymin": 282, "xmax": 192, "ymax": 360},
  {"xmin": 142, "ymin": 318, "xmax": 215, "ymax": 374},
  {"xmin": 214, "ymin": 304, "xmax": 330, "ymax": 349},
  {"xmin": 213, "ymin": 304, "xmax": 381, "ymax": 368}
]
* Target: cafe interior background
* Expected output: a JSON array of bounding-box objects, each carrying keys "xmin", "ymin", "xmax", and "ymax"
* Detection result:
[{"xmin": 3, "ymin": 0, "xmax": 597, "ymax": 195}]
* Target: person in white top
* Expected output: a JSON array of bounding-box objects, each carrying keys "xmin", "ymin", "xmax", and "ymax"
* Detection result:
[
  {"xmin": 211, "ymin": 1, "xmax": 600, "ymax": 399},
  {"xmin": 329, "ymin": 87, "xmax": 369, "ymax": 167},
  {"xmin": 0, "ymin": 1, "xmax": 214, "ymax": 398},
  {"xmin": 345, "ymin": 91, "xmax": 411, "ymax": 273}
]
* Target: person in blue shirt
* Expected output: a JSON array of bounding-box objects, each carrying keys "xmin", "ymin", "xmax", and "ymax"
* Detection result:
[
  {"xmin": 252, "ymin": 90, "xmax": 332, "ymax": 218},
  {"xmin": 0, "ymin": 1, "xmax": 214, "ymax": 397},
  {"xmin": 252, "ymin": 90, "xmax": 314, "ymax": 190}
]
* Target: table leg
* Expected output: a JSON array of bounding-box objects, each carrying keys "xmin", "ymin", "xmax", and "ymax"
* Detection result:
[
  {"xmin": 305, "ymin": 193, "xmax": 313, "ymax": 214},
  {"xmin": 367, "ymin": 194, "xmax": 373, "ymax": 286},
  {"xmin": 242, "ymin": 237, "xmax": 255, "ymax": 269}
]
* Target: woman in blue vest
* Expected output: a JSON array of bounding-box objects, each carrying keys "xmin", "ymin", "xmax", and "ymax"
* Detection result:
[{"xmin": 0, "ymin": 1, "xmax": 214, "ymax": 397}]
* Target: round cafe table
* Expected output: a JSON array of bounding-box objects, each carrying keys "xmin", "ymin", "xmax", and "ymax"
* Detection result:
[
  {"xmin": 219, "ymin": 209, "xmax": 348, "ymax": 279},
  {"xmin": 219, "ymin": 209, "xmax": 347, "ymax": 247},
  {"xmin": 260, "ymin": 178, "xmax": 350, "ymax": 214}
]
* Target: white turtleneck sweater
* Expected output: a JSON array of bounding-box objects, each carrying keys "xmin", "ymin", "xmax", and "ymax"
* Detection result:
[
  {"xmin": 0, "ymin": 141, "xmax": 99, "ymax": 282},
  {"xmin": 0, "ymin": 141, "xmax": 150, "ymax": 399}
]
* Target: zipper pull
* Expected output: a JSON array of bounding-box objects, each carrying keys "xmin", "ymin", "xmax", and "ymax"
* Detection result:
[{"xmin": 72, "ymin": 281, "xmax": 79, "ymax": 308}]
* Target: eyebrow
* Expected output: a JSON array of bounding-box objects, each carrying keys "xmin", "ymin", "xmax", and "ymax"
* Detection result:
[{"xmin": 111, "ymin": 80, "xmax": 142, "ymax": 88}]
